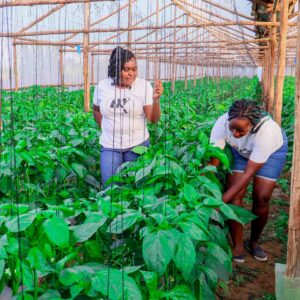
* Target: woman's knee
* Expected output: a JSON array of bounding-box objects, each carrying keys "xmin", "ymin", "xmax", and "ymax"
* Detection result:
[{"xmin": 252, "ymin": 192, "xmax": 271, "ymax": 209}]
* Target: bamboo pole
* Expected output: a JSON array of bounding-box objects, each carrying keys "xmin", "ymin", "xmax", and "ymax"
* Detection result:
[
  {"xmin": 153, "ymin": 0, "xmax": 159, "ymax": 82},
  {"xmin": 59, "ymin": 48, "xmax": 64, "ymax": 86},
  {"xmin": 128, "ymin": 0, "xmax": 132, "ymax": 51},
  {"xmin": 63, "ymin": 0, "xmax": 137, "ymax": 43},
  {"xmin": 267, "ymin": 14, "xmax": 277, "ymax": 114},
  {"xmin": 286, "ymin": 0, "xmax": 300, "ymax": 278},
  {"xmin": 0, "ymin": 0, "xmax": 109, "ymax": 7},
  {"xmin": 173, "ymin": 0, "xmax": 256, "ymax": 34},
  {"xmin": 274, "ymin": 0, "xmax": 289, "ymax": 125},
  {"xmin": 91, "ymin": 54, "xmax": 94, "ymax": 86},
  {"xmin": 83, "ymin": 1, "xmax": 91, "ymax": 112},
  {"xmin": 184, "ymin": 15, "xmax": 189, "ymax": 90},
  {"xmin": 171, "ymin": 5, "xmax": 177, "ymax": 93},
  {"xmin": 13, "ymin": 44, "xmax": 19, "ymax": 91},
  {"xmin": 2, "ymin": 21, "xmax": 296, "ymax": 38},
  {"xmin": 17, "ymin": 4, "xmax": 65, "ymax": 34},
  {"xmin": 89, "ymin": 2, "xmax": 170, "ymax": 51},
  {"xmin": 193, "ymin": 61, "xmax": 197, "ymax": 87},
  {"xmin": 14, "ymin": 39, "xmax": 269, "ymax": 48}
]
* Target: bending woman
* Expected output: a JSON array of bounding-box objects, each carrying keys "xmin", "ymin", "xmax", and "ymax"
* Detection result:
[
  {"xmin": 210, "ymin": 99, "xmax": 288, "ymax": 263},
  {"xmin": 93, "ymin": 46, "xmax": 163, "ymax": 186}
]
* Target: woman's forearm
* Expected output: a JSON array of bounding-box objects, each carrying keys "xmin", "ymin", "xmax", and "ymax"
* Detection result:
[
  {"xmin": 93, "ymin": 111, "xmax": 102, "ymax": 128},
  {"xmin": 150, "ymin": 98, "xmax": 161, "ymax": 123}
]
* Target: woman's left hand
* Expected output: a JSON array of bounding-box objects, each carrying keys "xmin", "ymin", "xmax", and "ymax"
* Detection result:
[{"xmin": 153, "ymin": 80, "xmax": 163, "ymax": 100}]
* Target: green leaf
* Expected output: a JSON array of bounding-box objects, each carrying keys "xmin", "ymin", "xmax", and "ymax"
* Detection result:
[
  {"xmin": 85, "ymin": 174, "xmax": 100, "ymax": 188},
  {"xmin": 85, "ymin": 240, "xmax": 102, "ymax": 260},
  {"xmin": 43, "ymin": 216, "xmax": 69, "ymax": 248},
  {"xmin": 131, "ymin": 145, "xmax": 148, "ymax": 155},
  {"xmin": 202, "ymin": 197, "xmax": 223, "ymax": 207},
  {"xmin": 56, "ymin": 251, "xmax": 79, "ymax": 271},
  {"xmin": 92, "ymin": 268, "xmax": 142, "ymax": 300},
  {"xmin": 27, "ymin": 247, "xmax": 49, "ymax": 273},
  {"xmin": 71, "ymin": 163, "xmax": 87, "ymax": 179},
  {"xmin": 174, "ymin": 234, "xmax": 196, "ymax": 280},
  {"xmin": 70, "ymin": 284, "xmax": 83, "ymax": 298},
  {"xmin": 59, "ymin": 265, "xmax": 95, "ymax": 286},
  {"xmin": 206, "ymin": 242, "xmax": 232, "ymax": 279},
  {"xmin": 0, "ymin": 247, "xmax": 7, "ymax": 259},
  {"xmin": 164, "ymin": 284, "xmax": 195, "ymax": 300},
  {"xmin": 183, "ymin": 183, "xmax": 199, "ymax": 202},
  {"xmin": 227, "ymin": 204, "xmax": 256, "ymax": 224},
  {"xmin": 0, "ymin": 260, "xmax": 4, "ymax": 280},
  {"xmin": 108, "ymin": 211, "xmax": 142, "ymax": 234},
  {"xmin": 220, "ymin": 204, "xmax": 243, "ymax": 223},
  {"xmin": 6, "ymin": 212, "xmax": 36, "ymax": 232},
  {"xmin": 15, "ymin": 139, "xmax": 27, "ymax": 152},
  {"xmin": 135, "ymin": 157, "xmax": 156, "ymax": 182},
  {"xmin": 140, "ymin": 270, "xmax": 158, "ymax": 292},
  {"xmin": 38, "ymin": 290, "xmax": 61, "ymax": 300},
  {"xmin": 124, "ymin": 265, "xmax": 141, "ymax": 274},
  {"xmin": 0, "ymin": 235, "xmax": 8, "ymax": 247},
  {"xmin": 72, "ymin": 222, "xmax": 102, "ymax": 242},
  {"xmin": 142, "ymin": 230, "xmax": 176, "ymax": 276},
  {"xmin": 179, "ymin": 221, "xmax": 208, "ymax": 241}
]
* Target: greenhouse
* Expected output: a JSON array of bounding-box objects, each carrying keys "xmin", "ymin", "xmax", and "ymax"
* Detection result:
[{"xmin": 0, "ymin": 0, "xmax": 300, "ymax": 299}]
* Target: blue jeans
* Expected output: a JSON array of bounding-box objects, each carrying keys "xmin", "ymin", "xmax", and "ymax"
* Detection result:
[
  {"xmin": 230, "ymin": 130, "xmax": 288, "ymax": 181},
  {"xmin": 100, "ymin": 139, "xmax": 150, "ymax": 186}
]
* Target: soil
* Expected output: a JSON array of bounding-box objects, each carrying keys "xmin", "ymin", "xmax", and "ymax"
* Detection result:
[{"xmin": 222, "ymin": 187, "xmax": 290, "ymax": 300}]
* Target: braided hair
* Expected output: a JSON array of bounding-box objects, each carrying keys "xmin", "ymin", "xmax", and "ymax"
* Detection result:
[
  {"xmin": 228, "ymin": 99, "xmax": 266, "ymax": 128},
  {"xmin": 107, "ymin": 46, "xmax": 135, "ymax": 85}
]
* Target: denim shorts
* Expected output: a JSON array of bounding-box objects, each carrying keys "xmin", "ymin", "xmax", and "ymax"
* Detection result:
[
  {"xmin": 230, "ymin": 130, "xmax": 288, "ymax": 181},
  {"xmin": 100, "ymin": 139, "xmax": 150, "ymax": 186}
]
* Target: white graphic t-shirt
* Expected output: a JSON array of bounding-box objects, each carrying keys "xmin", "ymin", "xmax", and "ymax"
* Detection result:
[
  {"xmin": 93, "ymin": 77, "xmax": 153, "ymax": 149},
  {"xmin": 210, "ymin": 113, "xmax": 283, "ymax": 163}
]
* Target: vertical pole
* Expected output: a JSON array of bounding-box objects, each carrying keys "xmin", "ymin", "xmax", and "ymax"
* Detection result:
[
  {"xmin": 83, "ymin": 1, "xmax": 91, "ymax": 112},
  {"xmin": 13, "ymin": 44, "xmax": 19, "ymax": 91},
  {"xmin": 286, "ymin": 0, "xmax": 300, "ymax": 278},
  {"xmin": 146, "ymin": 59, "xmax": 150, "ymax": 81},
  {"xmin": 193, "ymin": 61, "xmax": 197, "ymax": 87},
  {"xmin": 171, "ymin": 5, "xmax": 177, "ymax": 93},
  {"xmin": 59, "ymin": 48, "xmax": 64, "ymax": 86},
  {"xmin": 274, "ymin": 0, "xmax": 289, "ymax": 124},
  {"xmin": 154, "ymin": 0, "xmax": 159, "ymax": 82},
  {"xmin": 128, "ymin": 0, "xmax": 132, "ymax": 51},
  {"xmin": 184, "ymin": 15, "xmax": 189, "ymax": 90},
  {"xmin": 267, "ymin": 13, "xmax": 277, "ymax": 113},
  {"xmin": 91, "ymin": 54, "xmax": 94, "ymax": 85}
]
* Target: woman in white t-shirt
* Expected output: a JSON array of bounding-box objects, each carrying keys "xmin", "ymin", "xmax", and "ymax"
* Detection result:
[
  {"xmin": 210, "ymin": 99, "xmax": 288, "ymax": 263},
  {"xmin": 93, "ymin": 46, "xmax": 163, "ymax": 186}
]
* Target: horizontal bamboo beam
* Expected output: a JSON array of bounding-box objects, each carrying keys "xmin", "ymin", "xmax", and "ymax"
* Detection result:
[
  {"xmin": 13, "ymin": 38, "xmax": 270, "ymax": 47},
  {"xmin": 17, "ymin": 3, "xmax": 65, "ymax": 34},
  {"xmin": 2, "ymin": 21, "xmax": 298, "ymax": 38},
  {"xmin": 0, "ymin": 0, "xmax": 112, "ymax": 8}
]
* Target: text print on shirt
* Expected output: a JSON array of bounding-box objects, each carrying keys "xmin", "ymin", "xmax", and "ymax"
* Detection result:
[{"xmin": 109, "ymin": 97, "xmax": 130, "ymax": 113}]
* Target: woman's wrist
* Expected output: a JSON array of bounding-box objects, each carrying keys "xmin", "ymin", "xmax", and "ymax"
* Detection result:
[{"xmin": 153, "ymin": 97, "xmax": 160, "ymax": 104}]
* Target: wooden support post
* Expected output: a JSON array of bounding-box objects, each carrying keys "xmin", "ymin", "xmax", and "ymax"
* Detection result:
[
  {"xmin": 59, "ymin": 48, "xmax": 64, "ymax": 86},
  {"xmin": 184, "ymin": 15, "xmax": 189, "ymax": 90},
  {"xmin": 91, "ymin": 54, "xmax": 95, "ymax": 85},
  {"xmin": 267, "ymin": 14, "xmax": 277, "ymax": 113},
  {"xmin": 13, "ymin": 44, "xmax": 19, "ymax": 91},
  {"xmin": 274, "ymin": 0, "xmax": 289, "ymax": 124},
  {"xmin": 171, "ymin": 5, "xmax": 177, "ymax": 93},
  {"xmin": 146, "ymin": 59, "xmax": 150, "ymax": 81},
  {"xmin": 286, "ymin": 0, "xmax": 300, "ymax": 278},
  {"xmin": 83, "ymin": 1, "xmax": 91, "ymax": 112},
  {"xmin": 193, "ymin": 61, "xmax": 197, "ymax": 87},
  {"xmin": 128, "ymin": 0, "xmax": 132, "ymax": 51},
  {"xmin": 263, "ymin": 52, "xmax": 269, "ymax": 107},
  {"xmin": 153, "ymin": 0, "xmax": 159, "ymax": 82}
]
